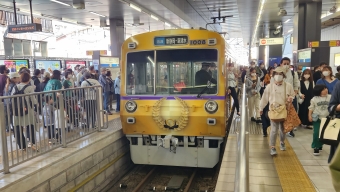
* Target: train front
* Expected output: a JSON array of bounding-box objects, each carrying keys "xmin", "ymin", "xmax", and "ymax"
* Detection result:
[{"xmin": 120, "ymin": 29, "xmax": 226, "ymax": 168}]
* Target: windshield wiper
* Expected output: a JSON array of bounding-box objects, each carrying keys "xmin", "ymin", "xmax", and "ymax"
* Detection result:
[{"xmin": 197, "ymin": 86, "xmax": 209, "ymax": 98}]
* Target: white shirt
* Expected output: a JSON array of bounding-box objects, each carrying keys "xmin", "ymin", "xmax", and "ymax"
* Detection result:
[
  {"xmin": 81, "ymin": 79, "xmax": 100, "ymax": 100},
  {"xmin": 228, "ymin": 72, "xmax": 237, "ymax": 88},
  {"xmin": 260, "ymin": 82, "xmax": 295, "ymax": 111}
]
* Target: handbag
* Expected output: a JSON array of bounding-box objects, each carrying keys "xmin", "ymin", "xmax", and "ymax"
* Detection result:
[
  {"xmin": 268, "ymin": 82, "xmax": 287, "ymax": 122},
  {"xmin": 319, "ymin": 105, "xmax": 340, "ymax": 145},
  {"xmin": 283, "ymin": 103, "xmax": 301, "ymax": 133}
]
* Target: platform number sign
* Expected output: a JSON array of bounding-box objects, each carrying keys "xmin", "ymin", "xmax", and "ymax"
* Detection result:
[
  {"xmin": 154, "ymin": 36, "xmax": 188, "ymax": 46},
  {"xmin": 190, "ymin": 39, "xmax": 206, "ymax": 45}
]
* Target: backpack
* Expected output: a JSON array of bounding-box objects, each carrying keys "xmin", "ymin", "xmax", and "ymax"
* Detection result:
[{"xmin": 12, "ymin": 85, "xmax": 32, "ymax": 116}]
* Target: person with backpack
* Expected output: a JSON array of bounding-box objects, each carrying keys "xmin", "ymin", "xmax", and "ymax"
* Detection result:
[
  {"xmin": 3, "ymin": 72, "xmax": 20, "ymax": 133},
  {"xmin": 11, "ymin": 73, "xmax": 38, "ymax": 151},
  {"xmin": 81, "ymin": 72, "xmax": 100, "ymax": 129}
]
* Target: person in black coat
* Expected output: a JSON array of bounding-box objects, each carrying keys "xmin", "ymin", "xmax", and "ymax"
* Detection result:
[{"xmin": 195, "ymin": 62, "xmax": 217, "ymax": 87}]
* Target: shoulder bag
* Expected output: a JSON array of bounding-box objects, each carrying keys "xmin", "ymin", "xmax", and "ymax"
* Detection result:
[{"xmin": 319, "ymin": 105, "xmax": 340, "ymax": 145}]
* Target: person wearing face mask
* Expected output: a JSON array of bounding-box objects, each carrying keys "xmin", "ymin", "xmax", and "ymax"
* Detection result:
[
  {"xmin": 249, "ymin": 61, "xmax": 264, "ymax": 80},
  {"xmin": 0, "ymin": 65, "xmax": 10, "ymax": 97},
  {"xmin": 296, "ymin": 65, "xmax": 303, "ymax": 79},
  {"xmin": 259, "ymin": 63, "xmax": 267, "ymax": 96},
  {"xmin": 246, "ymin": 67, "xmax": 262, "ymax": 124},
  {"xmin": 272, "ymin": 57, "xmax": 299, "ymax": 137},
  {"xmin": 227, "ymin": 63, "xmax": 240, "ymax": 116},
  {"xmin": 273, "ymin": 63, "xmax": 278, "ymax": 68},
  {"xmin": 313, "ymin": 62, "xmax": 328, "ymax": 84},
  {"xmin": 316, "ymin": 66, "xmax": 338, "ymax": 94},
  {"xmin": 260, "ymin": 66, "xmax": 295, "ymax": 156},
  {"xmin": 298, "ymin": 69, "xmax": 315, "ymax": 129}
]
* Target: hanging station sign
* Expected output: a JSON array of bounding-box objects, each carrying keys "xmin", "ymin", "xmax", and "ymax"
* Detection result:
[
  {"xmin": 259, "ymin": 38, "xmax": 284, "ymax": 45},
  {"xmin": 7, "ymin": 23, "xmax": 42, "ymax": 33}
]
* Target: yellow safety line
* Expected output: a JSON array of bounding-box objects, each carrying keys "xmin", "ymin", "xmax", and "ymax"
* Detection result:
[
  {"xmin": 267, "ymin": 127, "xmax": 317, "ymax": 192},
  {"xmin": 68, "ymin": 152, "xmax": 128, "ymax": 192}
]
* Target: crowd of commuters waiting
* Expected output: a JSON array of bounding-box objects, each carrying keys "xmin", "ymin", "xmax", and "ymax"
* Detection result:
[
  {"xmin": 229, "ymin": 58, "xmax": 340, "ymax": 164},
  {"xmin": 0, "ymin": 64, "xmax": 121, "ymax": 151}
]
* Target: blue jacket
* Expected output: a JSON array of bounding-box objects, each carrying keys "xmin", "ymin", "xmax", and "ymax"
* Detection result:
[{"xmin": 114, "ymin": 77, "xmax": 120, "ymax": 94}]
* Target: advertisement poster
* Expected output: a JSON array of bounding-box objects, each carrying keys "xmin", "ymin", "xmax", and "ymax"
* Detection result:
[
  {"xmin": 93, "ymin": 59, "xmax": 99, "ymax": 70},
  {"xmin": 100, "ymin": 56, "xmax": 119, "ymax": 68},
  {"xmin": 0, "ymin": 59, "xmax": 29, "ymax": 72},
  {"xmin": 65, "ymin": 61, "xmax": 86, "ymax": 71},
  {"xmin": 34, "ymin": 60, "xmax": 61, "ymax": 73}
]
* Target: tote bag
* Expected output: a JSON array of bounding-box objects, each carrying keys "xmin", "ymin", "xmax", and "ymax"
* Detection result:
[
  {"xmin": 283, "ymin": 103, "xmax": 301, "ymax": 133},
  {"xmin": 319, "ymin": 106, "xmax": 340, "ymax": 145},
  {"xmin": 268, "ymin": 82, "xmax": 287, "ymax": 122}
]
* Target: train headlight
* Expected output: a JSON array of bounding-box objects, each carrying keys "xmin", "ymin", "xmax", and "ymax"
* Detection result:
[
  {"xmin": 204, "ymin": 100, "xmax": 218, "ymax": 114},
  {"xmin": 125, "ymin": 100, "xmax": 137, "ymax": 113}
]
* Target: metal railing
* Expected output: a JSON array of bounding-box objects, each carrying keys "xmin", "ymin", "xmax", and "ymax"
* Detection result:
[
  {"xmin": 234, "ymin": 83, "xmax": 249, "ymax": 192},
  {"xmin": 0, "ymin": 85, "xmax": 108, "ymax": 174}
]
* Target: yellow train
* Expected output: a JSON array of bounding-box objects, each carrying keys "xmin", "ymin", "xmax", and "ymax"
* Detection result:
[{"xmin": 120, "ymin": 29, "xmax": 227, "ymax": 168}]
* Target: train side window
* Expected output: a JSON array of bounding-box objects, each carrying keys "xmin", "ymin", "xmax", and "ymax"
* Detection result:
[{"xmin": 126, "ymin": 51, "xmax": 154, "ymax": 95}]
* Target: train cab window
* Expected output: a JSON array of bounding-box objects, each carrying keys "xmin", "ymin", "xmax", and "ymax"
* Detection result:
[
  {"xmin": 155, "ymin": 49, "xmax": 218, "ymax": 95},
  {"xmin": 126, "ymin": 51, "xmax": 155, "ymax": 95}
]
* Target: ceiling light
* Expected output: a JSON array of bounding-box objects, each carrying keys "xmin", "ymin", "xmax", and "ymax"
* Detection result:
[
  {"xmin": 284, "ymin": 19, "xmax": 290, "ymax": 23},
  {"xmin": 288, "ymin": 29, "xmax": 293, "ymax": 33},
  {"xmin": 164, "ymin": 22, "xmax": 171, "ymax": 27},
  {"xmin": 130, "ymin": 3, "xmax": 141, "ymax": 12},
  {"xmin": 277, "ymin": 25, "xmax": 282, "ymax": 29},
  {"xmin": 62, "ymin": 18, "xmax": 77, "ymax": 24},
  {"xmin": 151, "ymin": 14, "xmax": 159, "ymax": 21},
  {"xmin": 20, "ymin": 9, "xmax": 41, "ymax": 16},
  {"xmin": 50, "ymin": 0, "xmax": 71, "ymax": 6},
  {"xmin": 89, "ymin": 11, "xmax": 106, "ymax": 17}
]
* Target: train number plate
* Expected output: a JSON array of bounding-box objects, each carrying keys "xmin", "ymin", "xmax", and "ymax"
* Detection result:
[
  {"xmin": 190, "ymin": 39, "xmax": 206, "ymax": 45},
  {"xmin": 154, "ymin": 36, "xmax": 188, "ymax": 46}
]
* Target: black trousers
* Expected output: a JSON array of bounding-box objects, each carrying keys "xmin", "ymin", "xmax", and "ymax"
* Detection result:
[
  {"xmin": 229, "ymin": 87, "xmax": 240, "ymax": 113},
  {"xmin": 15, "ymin": 124, "xmax": 35, "ymax": 149}
]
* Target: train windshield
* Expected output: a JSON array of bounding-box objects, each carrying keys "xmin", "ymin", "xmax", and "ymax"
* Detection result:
[
  {"xmin": 156, "ymin": 49, "xmax": 218, "ymax": 95},
  {"xmin": 126, "ymin": 49, "xmax": 218, "ymax": 95}
]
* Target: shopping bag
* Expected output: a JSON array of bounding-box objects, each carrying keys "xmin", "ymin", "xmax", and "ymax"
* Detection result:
[
  {"xmin": 319, "ymin": 106, "xmax": 340, "ymax": 145},
  {"xmin": 283, "ymin": 103, "xmax": 301, "ymax": 133}
]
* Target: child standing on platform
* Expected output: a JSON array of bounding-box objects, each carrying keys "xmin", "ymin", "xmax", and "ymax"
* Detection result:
[{"xmin": 308, "ymin": 84, "xmax": 331, "ymax": 156}]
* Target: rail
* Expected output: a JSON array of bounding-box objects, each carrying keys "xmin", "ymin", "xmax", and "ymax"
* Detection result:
[
  {"xmin": 234, "ymin": 83, "xmax": 249, "ymax": 192},
  {"xmin": 0, "ymin": 85, "xmax": 108, "ymax": 174}
]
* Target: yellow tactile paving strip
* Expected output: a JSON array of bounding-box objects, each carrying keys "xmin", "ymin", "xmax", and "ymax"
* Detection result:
[
  {"xmin": 107, "ymin": 113, "xmax": 120, "ymax": 121},
  {"xmin": 267, "ymin": 127, "xmax": 317, "ymax": 192}
]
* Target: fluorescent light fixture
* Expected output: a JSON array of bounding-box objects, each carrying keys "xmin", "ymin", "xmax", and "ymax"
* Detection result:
[
  {"xmin": 20, "ymin": 9, "xmax": 41, "ymax": 16},
  {"xmin": 62, "ymin": 18, "xmax": 77, "ymax": 23},
  {"xmin": 151, "ymin": 14, "xmax": 159, "ymax": 21},
  {"xmin": 50, "ymin": 0, "xmax": 70, "ymax": 6},
  {"xmin": 164, "ymin": 22, "xmax": 171, "ymax": 27},
  {"xmin": 277, "ymin": 25, "xmax": 282, "ymax": 29},
  {"xmin": 288, "ymin": 29, "xmax": 293, "ymax": 33},
  {"xmin": 284, "ymin": 19, "xmax": 291, "ymax": 23},
  {"xmin": 130, "ymin": 3, "xmax": 141, "ymax": 12},
  {"xmin": 89, "ymin": 11, "xmax": 106, "ymax": 17}
]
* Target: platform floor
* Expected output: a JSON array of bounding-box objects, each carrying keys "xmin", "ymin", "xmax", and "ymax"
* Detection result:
[{"xmin": 215, "ymin": 119, "xmax": 335, "ymax": 192}]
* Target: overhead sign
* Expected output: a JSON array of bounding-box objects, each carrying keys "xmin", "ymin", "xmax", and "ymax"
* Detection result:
[
  {"xmin": 100, "ymin": 57, "xmax": 119, "ymax": 68},
  {"xmin": 308, "ymin": 41, "xmax": 319, "ymax": 48},
  {"xmin": 329, "ymin": 40, "xmax": 340, "ymax": 47},
  {"xmin": 154, "ymin": 36, "xmax": 188, "ymax": 46},
  {"xmin": 0, "ymin": 59, "xmax": 29, "ymax": 72},
  {"xmin": 335, "ymin": 53, "xmax": 340, "ymax": 66},
  {"xmin": 86, "ymin": 50, "xmax": 107, "ymax": 56},
  {"xmin": 7, "ymin": 23, "xmax": 42, "ymax": 33},
  {"xmin": 259, "ymin": 38, "xmax": 283, "ymax": 45},
  {"xmin": 86, "ymin": 51, "xmax": 93, "ymax": 56}
]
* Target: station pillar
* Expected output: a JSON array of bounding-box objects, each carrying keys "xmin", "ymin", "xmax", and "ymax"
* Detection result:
[
  {"xmin": 292, "ymin": 2, "xmax": 326, "ymax": 66},
  {"xmin": 109, "ymin": 19, "xmax": 125, "ymax": 58}
]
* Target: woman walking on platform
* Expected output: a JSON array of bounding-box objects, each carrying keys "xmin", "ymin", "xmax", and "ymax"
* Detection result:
[
  {"xmin": 299, "ymin": 69, "xmax": 315, "ymax": 128},
  {"xmin": 260, "ymin": 67, "xmax": 295, "ymax": 156}
]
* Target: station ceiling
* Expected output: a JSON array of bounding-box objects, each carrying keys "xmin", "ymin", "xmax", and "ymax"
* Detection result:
[{"xmin": 0, "ymin": 0, "xmax": 339, "ymax": 46}]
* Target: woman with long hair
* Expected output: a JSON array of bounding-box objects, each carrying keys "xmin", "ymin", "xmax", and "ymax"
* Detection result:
[{"xmin": 298, "ymin": 69, "xmax": 315, "ymax": 128}]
